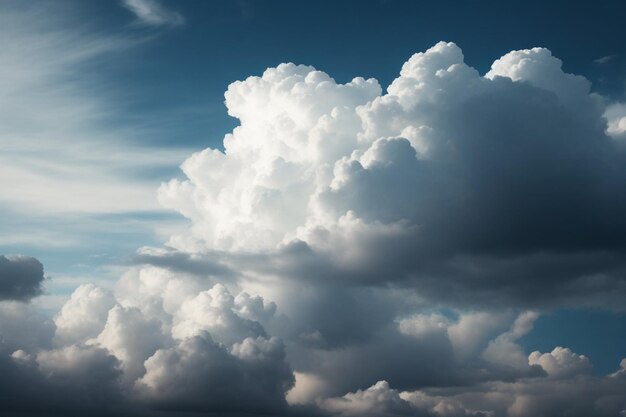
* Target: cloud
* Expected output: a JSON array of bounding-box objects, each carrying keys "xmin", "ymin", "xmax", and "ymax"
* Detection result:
[
  {"xmin": 319, "ymin": 380, "xmax": 416, "ymax": 417},
  {"xmin": 321, "ymin": 368, "xmax": 626, "ymax": 417},
  {"xmin": 0, "ymin": 2, "xmax": 186, "ymax": 216},
  {"xmin": 0, "ymin": 1, "xmax": 192, "ymax": 284},
  {"xmin": 320, "ymin": 379, "xmax": 491, "ymax": 417},
  {"xmin": 482, "ymin": 312, "xmax": 541, "ymax": 371},
  {"xmin": 0, "ymin": 269, "xmax": 294, "ymax": 415},
  {"xmin": 0, "ymin": 344, "xmax": 123, "ymax": 416},
  {"xmin": 158, "ymin": 42, "xmax": 626, "ymax": 310},
  {"xmin": 53, "ymin": 284, "xmax": 116, "ymax": 345},
  {"xmin": 0, "ymin": 255, "xmax": 45, "ymax": 301},
  {"xmin": 95, "ymin": 304, "xmax": 165, "ymax": 384},
  {"xmin": 135, "ymin": 334, "xmax": 293, "ymax": 414},
  {"xmin": 528, "ymin": 347, "xmax": 592, "ymax": 378},
  {"xmin": 605, "ymin": 102, "xmax": 626, "ymax": 137},
  {"xmin": 0, "ymin": 301, "xmax": 54, "ymax": 352},
  {"xmin": 321, "ymin": 349, "xmax": 625, "ymax": 417},
  {"xmin": 121, "ymin": 0, "xmax": 185, "ymax": 27},
  {"xmin": 4, "ymin": 39, "xmax": 626, "ymax": 417},
  {"xmin": 594, "ymin": 54, "xmax": 617, "ymax": 64}
]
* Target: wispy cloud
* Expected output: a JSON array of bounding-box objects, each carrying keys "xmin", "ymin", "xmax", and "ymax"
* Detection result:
[
  {"xmin": 0, "ymin": 3, "xmax": 189, "ymax": 216},
  {"xmin": 0, "ymin": 1, "xmax": 189, "ymax": 279},
  {"xmin": 593, "ymin": 53, "xmax": 617, "ymax": 64},
  {"xmin": 121, "ymin": 0, "xmax": 185, "ymax": 27}
]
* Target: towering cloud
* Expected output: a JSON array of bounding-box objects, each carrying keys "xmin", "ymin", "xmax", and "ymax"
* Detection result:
[
  {"xmin": 1, "ymin": 42, "xmax": 626, "ymax": 416},
  {"xmin": 159, "ymin": 42, "xmax": 626, "ymax": 309}
]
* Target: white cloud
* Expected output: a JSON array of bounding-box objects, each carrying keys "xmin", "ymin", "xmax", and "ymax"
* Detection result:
[
  {"xmin": 135, "ymin": 334, "xmax": 293, "ymax": 413},
  {"xmin": 0, "ymin": 1, "xmax": 192, "ymax": 278},
  {"xmin": 0, "ymin": 3, "xmax": 187, "ymax": 215},
  {"xmin": 319, "ymin": 380, "xmax": 414, "ymax": 417},
  {"xmin": 321, "ymin": 369, "xmax": 626, "ymax": 417},
  {"xmin": 320, "ymin": 380, "xmax": 491, "ymax": 417},
  {"xmin": 528, "ymin": 347, "xmax": 592, "ymax": 378},
  {"xmin": 605, "ymin": 102, "xmax": 626, "ymax": 136},
  {"xmin": 95, "ymin": 304, "xmax": 166, "ymax": 384},
  {"xmin": 121, "ymin": 0, "xmax": 185, "ymax": 27},
  {"xmin": 483, "ymin": 312, "xmax": 540, "ymax": 370},
  {"xmin": 53, "ymin": 284, "xmax": 115, "ymax": 346},
  {"xmin": 158, "ymin": 41, "xmax": 626, "ymax": 310}
]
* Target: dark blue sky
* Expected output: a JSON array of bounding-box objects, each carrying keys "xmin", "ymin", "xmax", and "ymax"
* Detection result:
[{"xmin": 78, "ymin": 0, "xmax": 626, "ymax": 151}]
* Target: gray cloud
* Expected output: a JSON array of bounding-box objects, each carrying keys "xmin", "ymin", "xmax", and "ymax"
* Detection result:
[
  {"xmin": 0, "ymin": 345, "xmax": 124, "ymax": 416},
  {"xmin": 131, "ymin": 248, "xmax": 235, "ymax": 279},
  {"xmin": 0, "ymin": 255, "xmax": 45, "ymax": 301},
  {"xmin": 320, "ymin": 367, "xmax": 626, "ymax": 417}
]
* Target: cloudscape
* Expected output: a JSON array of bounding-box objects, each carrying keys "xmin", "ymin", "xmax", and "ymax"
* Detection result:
[{"xmin": 1, "ymin": 1, "xmax": 626, "ymax": 416}]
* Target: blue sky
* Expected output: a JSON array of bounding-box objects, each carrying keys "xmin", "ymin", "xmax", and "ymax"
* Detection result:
[{"xmin": 1, "ymin": 1, "xmax": 626, "ymax": 416}]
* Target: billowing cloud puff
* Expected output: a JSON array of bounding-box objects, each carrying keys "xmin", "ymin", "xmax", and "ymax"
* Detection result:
[
  {"xmin": 95, "ymin": 304, "xmax": 166, "ymax": 384},
  {"xmin": 0, "ymin": 255, "xmax": 44, "ymax": 301},
  {"xmin": 528, "ymin": 347, "xmax": 592, "ymax": 378},
  {"xmin": 320, "ymin": 379, "xmax": 491, "ymax": 417},
  {"xmin": 136, "ymin": 334, "xmax": 293, "ymax": 413},
  {"xmin": 159, "ymin": 41, "xmax": 626, "ymax": 309},
  {"xmin": 321, "ymin": 369, "xmax": 626, "ymax": 417},
  {"xmin": 54, "ymin": 283, "xmax": 116, "ymax": 345},
  {"xmin": 0, "ymin": 272, "xmax": 294, "ymax": 415},
  {"xmin": 319, "ymin": 380, "xmax": 415, "ymax": 416},
  {"xmin": 605, "ymin": 102, "xmax": 626, "ymax": 138},
  {"xmin": 3, "ymin": 42, "xmax": 626, "ymax": 417}
]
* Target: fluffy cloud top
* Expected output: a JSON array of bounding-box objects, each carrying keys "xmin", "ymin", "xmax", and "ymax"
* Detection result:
[
  {"xmin": 528, "ymin": 347, "xmax": 592, "ymax": 378},
  {"xmin": 0, "ymin": 255, "xmax": 45, "ymax": 301},
  {"xmin": 159, "ymin": 41, "xmax": 626, "ymax": 309}
]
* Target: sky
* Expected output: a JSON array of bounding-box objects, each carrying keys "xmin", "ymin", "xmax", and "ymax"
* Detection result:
[{"xmin": 1, "ymin": 1, "xmax": 626, "ymax": 416}]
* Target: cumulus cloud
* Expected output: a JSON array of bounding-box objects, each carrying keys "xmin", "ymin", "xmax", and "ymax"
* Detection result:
[
  {"xmin": 605, "ymin": 102, "xmax": 626, "ymax": 137},
  {"xmin": 319, "ymin": 380, "xmax": 415, "ymax": 416},
  {"xmin": 135, "ymin": 334, "xmax": 293, "ymax": 413},
  {"xmin": 159, "ymin": 41, "xmax": 626, "ymax": 309},
  {"xmin": 0, "ymin": 270, "xmax": 293, "ymax": 415},
  {"xmin": 121, "ymin": 0, "xmax": 185, "ymax": 27},
  {"xmin": 528, "ymin": 347, "xmax": 592, "ymax": 378},
  {"xmin": 320, "ymin": 380, "xmax": 491, "ymax": 417},
  {"xmin": 483, "ymin": 312, "xmax": 540, "ymax": 371},
  {"xmin": 54, "ymin": 284, "xmax": 115, "ymax": 345},
  {"xmin": 0, "ymin": 255, "xmax": 45, "ymax": 301},
  {"xmin": 0, "ymin": 301, "xmax": 54, "ymax": 352},
  {"xmin": 3, "ymin": 41, "xmax": 626, "ymax": 416},
  {"xmin": 321, "ymin": 369, "xmax": 626, "ymax": 417}
]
